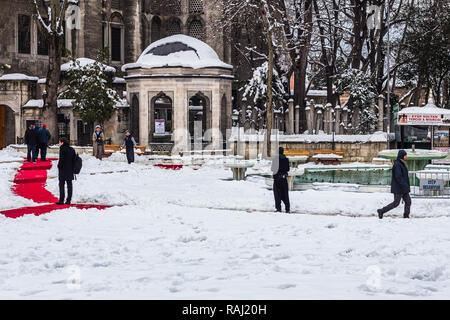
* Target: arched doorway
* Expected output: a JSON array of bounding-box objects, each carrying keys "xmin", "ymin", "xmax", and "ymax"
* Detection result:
[
  {"xmin": 0, "ymin": 105, "xmax": 15, "ymax": 149},
  {"xmin": 131, "ymin": 94, "xmax": 140, "ymax": 143},
  {"xmin": 151, "ymin": 93, "xmax": 173, "ymax": 143},
  {"xmin": 188, "ymin": 92, "xmax": 211, "ymax": 143}
]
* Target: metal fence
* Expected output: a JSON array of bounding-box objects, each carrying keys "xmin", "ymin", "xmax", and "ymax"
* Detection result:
[{"xmin": 409, "ymin": 170, "xmax": 450, "ymax": 199}]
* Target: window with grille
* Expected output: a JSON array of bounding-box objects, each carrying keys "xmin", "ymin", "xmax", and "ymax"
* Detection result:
[
  {"xmin": 111, "ymin": 26, "xmax": 122, "ymax": 61},
  {"xmin": 189, "ymin": 0, "xmax": 203, "ymax": 13},
  {"xmin": 151, "ymin": 17, "xmax": 161, "ymax": 43},
  {"xmin": 18, "ymin": 15, "xmax": 31, "ymax": 54},
  {"xmin": 37, "ymin": 23, "xmax": 49, "ymax": 55},
  {"xmin": 189, "ymin": 20, "xmax": 204, "ymax": 41},
  {"xmin": 169, "ymin": 0, "xmax": 182, "ymax": 15},
  {"xmin": 167, "ymin": 20, "xmax": 181, "ymax": 36},
  {"xmin": 112, "ymin": 0, "xmax": 121, "ymax": 10}
]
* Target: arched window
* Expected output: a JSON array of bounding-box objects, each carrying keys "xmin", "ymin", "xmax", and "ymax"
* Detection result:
[
  {"xmin": 110, "ymin": 13, "xmax": 124, "ymax": 62},
  {"xmin": 151, "ymin": 16, "xmax": 162, "ymax": 43},
  {"xmin": 188, "ymin": 20, "xmax": 205, "ymax": 41},
  {"xmin": 131, "ymin": 95, "xmax": 140, "ymax": 143},
  {"xmin": 167, "ymin": 19, "xmax": 182, "ymax": 36},
  {"xmin": 189, "ymin": 0, "xmax": 203, "ymax": 13}
]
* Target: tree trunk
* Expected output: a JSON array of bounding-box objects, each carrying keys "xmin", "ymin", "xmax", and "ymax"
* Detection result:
[
  {"xmin": 261, "ymin": 7, "xmax": 274, "ymax": 158},
  {"xmin": 43, "ymin": 34, "xmax": 63, "ymax": 144}
]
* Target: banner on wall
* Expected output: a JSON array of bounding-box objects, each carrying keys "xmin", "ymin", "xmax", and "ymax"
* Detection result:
[{"xmin": 155, "ymin": 119, "xmax": 165, "ymax": 134}]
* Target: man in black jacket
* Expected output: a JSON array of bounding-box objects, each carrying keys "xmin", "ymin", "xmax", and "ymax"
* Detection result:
[
  {"xmin": 56, "ymin": 137, "xmax": 76, "ymax": 205},
  {"xmin": 271, "ymin": 147, "xmax": 291, "ymax": 213},
  {"xmin": 24, "ymin": 125, "xmax": 36, "ymax": 162},
  {"xmin": 377, "ymin": 149, "xmax": 411, "ymax": 219}
]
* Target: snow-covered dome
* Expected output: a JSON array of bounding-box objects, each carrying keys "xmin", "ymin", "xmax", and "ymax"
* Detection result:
[{"xmin": 122, "ymin": 35, "xmax": 232, "ymax": 71}]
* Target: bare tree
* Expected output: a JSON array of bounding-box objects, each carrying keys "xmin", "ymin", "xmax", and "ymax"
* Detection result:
[{"xmin": 30, "ymin": 0, "xmax": 73, "ymax": 143}]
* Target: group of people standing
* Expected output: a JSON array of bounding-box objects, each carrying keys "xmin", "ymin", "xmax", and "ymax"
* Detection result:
[
  {"xmin": 24, "ymin": 124, "xmax": 51, "ymax": 162},
  {"xmin": 92, "ymin": 125, "xmax": 136, "ymax": 164}
]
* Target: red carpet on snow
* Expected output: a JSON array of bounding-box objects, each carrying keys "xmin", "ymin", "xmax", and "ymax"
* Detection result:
[
  {"xmin": 0, "ymin": 204, "xmax": 112, "ymax": 219},
  {"xmin": 1, "ymin": 159, "xmax": 111, "ymax": 219},
  {"xmin": 154, "ymin": 163, "xmax": 183, "ymax": 170}
]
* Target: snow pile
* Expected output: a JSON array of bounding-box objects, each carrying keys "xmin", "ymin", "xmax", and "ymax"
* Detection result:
[
  {"xmin": 122, "ymin": 35, "xmax": 232, "ymax": 71},
  {"xmin": 3, "ymin": 152, "xmax": 450, "ymax": 299}
]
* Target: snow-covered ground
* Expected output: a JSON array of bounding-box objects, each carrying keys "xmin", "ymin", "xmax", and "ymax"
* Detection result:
[{"xmin": 1, "ymin": 147, "xmax": 450, "ymax": 299}]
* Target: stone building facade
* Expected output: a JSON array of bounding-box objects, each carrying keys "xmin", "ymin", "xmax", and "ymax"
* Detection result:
[{"xmin": 0, "ymin": 0, "xmax": 231, "ymax": 148}]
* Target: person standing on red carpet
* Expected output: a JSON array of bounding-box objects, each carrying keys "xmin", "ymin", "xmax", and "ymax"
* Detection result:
[
  {"xmin": 38, "ymin": 124, "xmax": 51, "ymax": 162},
  {"xmin": 24, "ymin": 124, "xmax": 37, "ymax": 163},
  {"xmin": 56, "ymin": 137, "xmax": 76, "ymax": 205}
]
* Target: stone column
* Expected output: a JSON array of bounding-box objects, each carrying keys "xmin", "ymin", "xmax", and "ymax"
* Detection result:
[
  {"xmin": 172, "ymin": 86, "xmax": 188, "ymax": 154},
  {"xmin": 295, "ymin": 104, "xmax": 300, "ymax": 134},
  {"xmin": 315, "ymin": 105, "xmax": 323, "ymax": 133},
  {"xmin": 211, "ymin": 87, "xmax": 222, "ymax": 150},
  {"xmin": 378, "ymin": 94, "xmax": 384, "ymax": 131},
  {"xmin": 14, "ymin": 112, "xmax": 21, "ymax": 144},
  {"xmin": 334, "ymin": 105, "xmax": 342, "ymax": 134},
  {"xmin": 69, "ymin": 111, "xmax": 77, "ymax": 145},
  {"xmin": 306, "ymin": 100, "xmax": 314, "ymax": 134},
  {"xmin": 325, "ymin": 103, "xmax": 332, "ymax": 134},
  {"xmin": 287, "ymin": 98, "xmax": 294, "ymax": 134},
  {"xmin": 342, "ymin": 107, "xmax": 349, "ymax": 134},
  {"xmin": 139, "ymin": 88, "xmax": 149, "ymax": 147}
]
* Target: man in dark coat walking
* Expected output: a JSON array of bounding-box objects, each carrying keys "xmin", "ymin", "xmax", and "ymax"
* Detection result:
[
  {"xmin": 24, "ymin": 124, "xmax": 37, "ymax": 162},
  {"xmin": 56, "ymin": 137, "xmax": 76, "ymax": 205},
  {"xmin": 121, "ymin": 130, "xmax": 137, "ymax": 164},
  {"xmin": 38, "ymin": 123, "xmax": 51, "ymax": 161},
  {"xmin": 377, "ymin": 149, "xmax": 411, "ymax": 219},
  {"xmin": 271, "ymin": 147, "xmax": 291, "ymax": 213}
]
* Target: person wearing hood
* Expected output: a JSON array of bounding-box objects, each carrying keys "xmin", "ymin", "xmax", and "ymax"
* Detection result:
[
  {"xmin": 24, "ymin": 124, "xmax": 38, "ymax": 162},
  {"xmin": 92, "ymin": 125, "xmax": 105, "ymax": 160},
  {"xmin": 377, "ymin": 149, "xmax": 411, "ymax": 219},
  {"xmin": 56, "ymin": 137, "xmax": 76, "ymax": 205},
  {"xmin": 121, "ymin": 130, "xmax": 137, "ymax": 164},
  {"xmin": 271, "ymin": 147, "xmax": 291, "ymax": 213},
  {"xmin": 38, "ymin": 123, "xmax": 51, "ymax": 162}
]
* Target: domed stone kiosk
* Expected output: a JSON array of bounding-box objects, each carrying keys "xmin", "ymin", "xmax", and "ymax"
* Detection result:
[{"xmin": 122, "ymin": 35, "xmax": 233, "ymax": 152}]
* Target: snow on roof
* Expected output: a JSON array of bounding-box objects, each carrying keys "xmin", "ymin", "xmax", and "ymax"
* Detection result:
[
  {"xmin": 61, "ymin": 58, "xmax": 116, "ymax": 73},
  {"xmin": 0, "ymin": 73, "xmax": 39, "ymax": 81},
  {"xmin": 23, "ymin": 99, "xmax": 75, "ymax": 108},
  {"xmin": 398, "ymin": 103, "xmax": 450, "ymax": 115},
  {"xmin": 122, "ymin": 35, "xmax": 232, "ymax": 71},
  {"xmin": 228, "ymin": 131, "xmax": 395, "ymax": 143},
  {"xmin": 38, "ymin": 78, "xmax": 46, "ymax": 84},
  {"xmin": 23, "ymin": 98, "xmax": 129, "ymax": 108},
  {"xmin": 112, "ymin": 77, "xmax": 126, "ymax": 84},
  {"xmin": 307, "ymin": 90, "xmax": 327, "ymax": 97}
]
